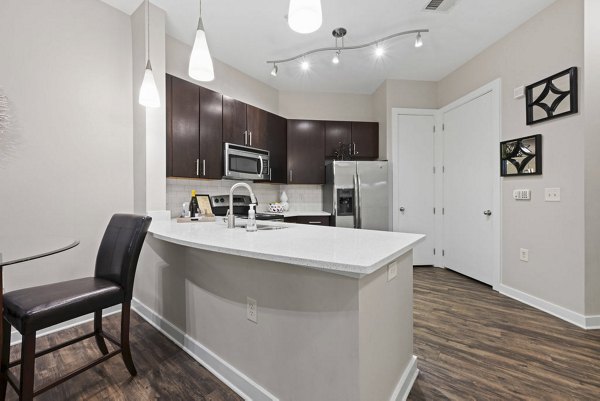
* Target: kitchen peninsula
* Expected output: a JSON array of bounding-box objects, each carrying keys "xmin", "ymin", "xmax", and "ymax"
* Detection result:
[{"xmin": 138, "ymin": 217, "xmax": 424, "ymax": 401}]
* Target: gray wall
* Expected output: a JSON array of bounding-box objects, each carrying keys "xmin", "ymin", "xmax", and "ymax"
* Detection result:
[
  {"xmin": 0, "ymin": 0, "xmax": 134, "ymax": 290},
  {"xmin": 438, "ymin": 0, "xmax": 586, "ymax": 313},
  {"xmin": 584, "ymin": 0, "xmax": 600, "ymax": 315}
]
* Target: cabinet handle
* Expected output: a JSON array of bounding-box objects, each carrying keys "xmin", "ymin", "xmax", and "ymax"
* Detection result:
[
  {"xmin": 244, "ymin": 130, "xmax": 248, "ymax": 145},
  {"xmin": 249, "ymin": 131, "xmax": 252, "ymax": 146},
  {"xmin": 203, "ymin": 159, "xmax": 206, "ymax": 176},
  {"xmin": 196, "ymin": 159, "xmax": 200, "ymax": 176},
  {"xmin": 353, "ymin": 142, "xmax": 357, "ymax": 156},
  {"xmin": 308, "ymin": 221, "xmax": 322, "ymax": 224},
  {"xmin": 289, "ymin": 169, "xmax": 293, "ymax": 182},
  {"xmin": 269, "ymin": 168, "xmax": 272, "ymax": 181}
]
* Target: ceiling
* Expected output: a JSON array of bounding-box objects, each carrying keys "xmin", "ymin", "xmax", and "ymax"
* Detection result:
[{"xmin": 101, "ymin": 0, "xmax": 557, "ymax": 94}]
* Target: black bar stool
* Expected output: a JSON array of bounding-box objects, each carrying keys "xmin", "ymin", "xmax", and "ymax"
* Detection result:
[{"xmin": 0, "ymin": 214, "xmax": 152, "ymax": 400}]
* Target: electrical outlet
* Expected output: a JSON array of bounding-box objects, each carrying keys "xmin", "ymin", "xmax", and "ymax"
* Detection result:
[
  {"xmin": 247, "ymin": 297, "xmax": 257, "ymax": 323},
  {"xmin": 387, "ymin": 261, "xmax": 398, "ymax": 281},
  {"xmin": 545, "ymin": 188, "xmax": 561, "ymax": 202},
  {"xmin": 520, "ymin": 248, "xmax": 529, "ymax": 262}
]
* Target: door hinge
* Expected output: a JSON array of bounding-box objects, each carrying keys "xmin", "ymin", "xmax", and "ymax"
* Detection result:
[
  {"xmin": 442, "ymin": 166, "xmax": 445, "ymax": 173},
  {"xmin": 433, "ymin": 125, "xmax": 436, "ymax": 133},
  {"xmin": 433, "ymin": 248, "xmax": 436, "ymax": 255},
  {"xmin": 442, "ymin": 123, "xmax": 445, "ymax": 131},
  {"xmin": 433, "ymin": 207, "xmax": 436, "ymax": 215},
  {"xmin": 442, "ymin": 208, "xmax": 445, "ymax": 215},
  {"xmin": 442, "ymin": 249, "xmax": 445, "ymax": 256},
  {"xmin": 433, "ymin": 166, "xmax": 436, "ymax": 174}
]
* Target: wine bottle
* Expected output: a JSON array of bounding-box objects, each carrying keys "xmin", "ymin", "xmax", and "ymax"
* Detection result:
[{"xmin": 189, "ymin": 190, "xmax": 200, "ymax": 218}]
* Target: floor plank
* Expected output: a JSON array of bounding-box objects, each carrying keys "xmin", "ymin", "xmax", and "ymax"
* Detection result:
[
  {"xmin": 408, "ymin": 267, "xmax": 600, "ymax": 400},
  {"xmin": 4, "ymin": 312, "xmax": 243, "ymax": 401}
]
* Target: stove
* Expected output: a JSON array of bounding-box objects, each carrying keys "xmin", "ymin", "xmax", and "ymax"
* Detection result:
[{"xmin": 209, "ymin": 195, "xmax": 284, "ymax": 221}]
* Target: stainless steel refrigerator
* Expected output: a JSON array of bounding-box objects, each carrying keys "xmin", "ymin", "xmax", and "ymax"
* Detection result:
[{"xmin": 323, "ymin": 160, "xmax": 389, "ymax": 231}]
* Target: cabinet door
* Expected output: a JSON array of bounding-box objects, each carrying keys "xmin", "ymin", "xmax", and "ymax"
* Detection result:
[
  {"xmin": 246, "ymin": 105, "xmax": 269, "ymax": 150},
  {"xmin": 351, "ymin": 122, "xmax": 379, "ymax": 159},
  {"xmin": 287, "ymin": 120, "xmax": 325, "ymax": 184},
  {"xmin": 170, "ymin": 75, "xmax": 200, "ymax": 178},
  {"xmin": 266, "ymin": 112, "xmax": 287, "ymax": 183},
  {"xmin": 325, "ymin": 121, "xmax": 351, "ymax": 159},
  {"xmin": 199, "ymin": 86, "xmax": 223, "ymax": 179},
  {"xmin": 223, "ymin": 96, "xmax": 247, "ymax": 146}
]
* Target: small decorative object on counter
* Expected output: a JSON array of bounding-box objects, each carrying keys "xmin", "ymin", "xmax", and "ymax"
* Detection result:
[
  {"xmin": 246, "ymin": 203, "xmax": 257, "ymax": 232},
  {"xmin": 269, "ymin": 203, "xmax": 284, "ymax": 213},
  {"xmin": 189, "ymin": 190, "xmax": 200, "ymax": 217},
  {"xmin": 333, "ymin": 142, "xmax": 354, "ymax": 160},
  {"xmin": 181, "ymin": 202, "xmax": 190, "ymax": 217},
  {"xmin": 280, "ymin": 191, "xmax": 289, "ymax": 211}
]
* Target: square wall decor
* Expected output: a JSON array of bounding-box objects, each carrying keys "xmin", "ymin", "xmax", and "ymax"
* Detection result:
[
  {"xmin": 500, "ymin": 134, "xmax": 542, "ymax": 176},
  {"xmin": 525, "ymin": 67, "xmax": 578, "ymax": 125}
]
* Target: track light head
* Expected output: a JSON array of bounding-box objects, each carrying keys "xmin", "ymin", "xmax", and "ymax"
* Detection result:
[
  {"xmin": 415, "ymin": 32, "xmax": 423, "ymax": 48},
  {"xmin": 271, "ymin": 64, "xmax": 278, "ymax": 77},
  {"xmin": 332, "ymin": 51, "xmax": 340, "ymax": 64},
  {"xmin": 375, "ymin": 45, "xmax": 384, "ymax": 57},
  {"xmin": 301, "ymin": 60, "xmax": 310, "ymax": 71}
]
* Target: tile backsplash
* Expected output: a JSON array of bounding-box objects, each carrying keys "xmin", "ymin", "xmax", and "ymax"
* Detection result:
[{"xmin": 166, "ymin": 178, "xmax": 323, "ymax": 217}]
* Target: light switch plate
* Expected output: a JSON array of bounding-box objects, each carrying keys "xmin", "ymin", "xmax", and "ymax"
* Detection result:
[
  {"xmin": 545, "ymin": 188, "xmax": 561, "ymax": 202},
  {"xmin": 247, "ymin": 297, "xmax": 257, "ymax": 323},
  {"xmin": 520, "ymin": 248, "xmax": 529, "ymax": 262}
]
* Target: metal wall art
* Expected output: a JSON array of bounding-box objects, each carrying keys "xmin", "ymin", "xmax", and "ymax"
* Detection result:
[
  {"xmin": 525, "ymin": 67, "xmax": 578, "ymax": 125},
  {"xmin": 500, "ymin": 134, "xmax": 542, "ymax": 176}
]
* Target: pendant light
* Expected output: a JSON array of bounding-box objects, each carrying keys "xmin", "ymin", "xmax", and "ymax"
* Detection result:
[
  {"xmin": 139, "ymin": 0, "xmax": 160, "ymax": 108},
  {"xmin": 288, "ymin": 0, "xmax": 322, "ymax": 34},
  {"xmin": 189, "ymin": 0, "xmax": 215, "ymax": 82}
]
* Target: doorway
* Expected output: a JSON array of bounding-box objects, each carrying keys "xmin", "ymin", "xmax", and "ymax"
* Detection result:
[{"xmin": 392, "ymin": 79, "xmax": 501, "ymax": 287}]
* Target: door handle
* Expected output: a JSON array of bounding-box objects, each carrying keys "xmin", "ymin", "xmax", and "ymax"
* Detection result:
[
  {"xmin": 244, "ymin": 130, "xmax": 248, "ymax": 145},
  {"xmin": 483, "ymin": 210, "xmax": 492, "ymax": 216},
  {"xmin": 196, "ymin": 159, "xmax": 200, "ymax": 176},
  {"xmin": 399, "ymin": 207, "xmax": 405, "ymax": 212},
  {"xmin": 249, "ymin": 131, "xmax": 252, "ymax": 146},
  {"xmin": 202, "ymin": 159, "xmax": 206, "ymax": 176},
  {"xmin": 289, "ymin": 169, "xmax": 293, "ymax": 183}
]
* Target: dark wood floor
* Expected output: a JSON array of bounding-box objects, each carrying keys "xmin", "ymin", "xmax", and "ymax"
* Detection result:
[
  {"xmin": 5, "ymin": 268, "xmax": 600, "ymax": 400},
  {"xmin": 409, "ymin": 267, "xmax": 600, "ymax": 400},
  {"xmin": 4, "ymin": 312, "xmax": 242, "ymax": 401}
]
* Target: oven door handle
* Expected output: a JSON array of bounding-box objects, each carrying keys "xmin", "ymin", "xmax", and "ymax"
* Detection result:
[{"xmin": 258, "ymin": 155, "xmax": 264, "ymax": 176}]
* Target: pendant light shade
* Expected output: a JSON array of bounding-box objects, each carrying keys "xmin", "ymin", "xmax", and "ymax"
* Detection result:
[
  {"xmin": 139, "ymin": 60, "xmax": 160, "ymax": 108},
  {"xmin": 189, "ymin": 1, "xmax": 215, "ymax": 82},
  {"xmin": 139, "ymin": 0, "xmax": 160, "ymax": 108},
  {"xmin": 288, "ymin": 0, "xmax": 322, "ymax": 34}
]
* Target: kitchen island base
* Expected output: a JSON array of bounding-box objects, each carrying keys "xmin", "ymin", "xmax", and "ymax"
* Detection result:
[{"xmin": 135, "ymin": 235, "xmax": 417, "ymax": 401}]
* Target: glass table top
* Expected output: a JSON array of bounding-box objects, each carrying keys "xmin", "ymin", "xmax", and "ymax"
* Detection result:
[{"xmin": 0, "ymin": 236, "xmax": 79, "ymax": 267}]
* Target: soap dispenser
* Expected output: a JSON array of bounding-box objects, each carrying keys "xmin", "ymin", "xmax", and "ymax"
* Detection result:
[{"xmin": 246, "ymin": 204, "xmax": 257, "ymax": 232}]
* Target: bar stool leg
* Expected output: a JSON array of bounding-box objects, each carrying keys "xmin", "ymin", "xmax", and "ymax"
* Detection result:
[
  {"xmin": 0, "ymin": 318, "xmax": 11, "ymax": 401},
  {"xmin": 94, "ymin": 310, "xmax": 109, "ymax": 356},
  {"xmin": 19, "ymin": 333, "xmax": 36, "ymax": 401},
  {"xmin": 120, "ymin": 302, "xmax": 136, "ymax": 376}
]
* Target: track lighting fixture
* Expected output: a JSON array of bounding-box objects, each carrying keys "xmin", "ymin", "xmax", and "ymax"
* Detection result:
[
  {"xmin": 415, "ymin": 32, "xmax": 423, "ymax": 48},
  {"xmin": 266, "ymin": 28, "xmax": 428, "ymax": 76}
]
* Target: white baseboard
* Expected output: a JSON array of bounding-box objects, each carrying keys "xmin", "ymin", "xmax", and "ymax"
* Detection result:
[
  {"xmin": 497, "ymin": 284, "xmax": 595, "ymax": 329},
  {"xmin": 584, "ymin": 315, "xmax": 600, "ymax": 329},
  {"xmin": 131, "ymin": 298, "xmax": 279, "ymax": 401},
  {"xmin": 390, "ymin": 355, "xmax": 419, "ymax": 401},
  {"xmin": 10, "ymin": 305, "xmax": 121, "ymax": 345}
]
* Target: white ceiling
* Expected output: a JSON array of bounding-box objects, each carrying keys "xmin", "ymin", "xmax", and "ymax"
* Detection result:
[{"xmin": 101, "ymin": 0, "xmax": 557, "ymax": 94}]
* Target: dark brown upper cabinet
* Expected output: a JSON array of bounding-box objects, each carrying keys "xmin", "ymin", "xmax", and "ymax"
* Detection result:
[
  {"xmin": 351, "ymin": 122, "xmax": 379, "ymax": 159},
  {"xmin": 287, "ymin": 120, "xmax": 325, "ymax": 184},
  {"xmin": 222, "ymin": 96, "xmax": 247, "ymax": 146},
  {"xmin": 166, "ymin": 74, "xmax": 223, "ymax": 179},
  {"xmin": 246, "ymin": 105, "xmax": 269, "ymax": 150},
  {"xmin": 167, "ymin": 75, "xmax": 200, "ymax": 178},
  {"xmin": 265, "ymin": 112, "xmax": 287, "ymax": 183},
  {"xmin": 325, "ymin": 121, "xmax": 352, "ymax": 159}
]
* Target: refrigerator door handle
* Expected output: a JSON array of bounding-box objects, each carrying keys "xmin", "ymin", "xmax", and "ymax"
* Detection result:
[
  {"xmin": 357, "ymin": 173, "xmax": 362, "ymax": 229},
  {"xmin": 353, "ymin": 174, "xmax": 359, "ymax": 229}
]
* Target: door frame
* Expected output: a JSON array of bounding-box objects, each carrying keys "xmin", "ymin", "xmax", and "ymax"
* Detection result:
[
  {"xmin": 391, "ymin": 108, "xmax": 440, "ymax": 266},
  {"xmin": 391, "ymin": 79, "xmax": 502, "ymax": 288}
]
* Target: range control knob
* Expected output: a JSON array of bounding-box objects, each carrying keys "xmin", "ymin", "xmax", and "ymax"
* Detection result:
[
  {"xmin": 220, "ymin": 197, "xmax": 225, "ymax": 203},
  {"xmin": 214, "ymin": 198, "xmax": 219, "ymax": 203}
]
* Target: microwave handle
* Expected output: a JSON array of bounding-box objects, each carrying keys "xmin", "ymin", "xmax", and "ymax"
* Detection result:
[{"xmin": 258, "ymin": 155, "xmax": 264, "ymax": 176}]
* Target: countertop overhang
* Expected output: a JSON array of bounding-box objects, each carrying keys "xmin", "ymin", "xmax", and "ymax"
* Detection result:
[{"xmin": 149, "ymin": 219, "xmax": 424, "ymax": 278}]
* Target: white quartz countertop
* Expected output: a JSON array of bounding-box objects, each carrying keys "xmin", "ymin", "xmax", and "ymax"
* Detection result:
[
  {"xmin": 149, "ymin": 218, "xmax": 424, "ymax": 278},
  {"xmin": 262, "ymin": 211, "xmax": 331, "ymax": 217}
]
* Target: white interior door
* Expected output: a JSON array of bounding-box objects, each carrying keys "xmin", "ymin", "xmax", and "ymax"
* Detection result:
[
  {"xmin": 396, "ymin": 114, "xmax": 435, "ymax": 265},
  {"xmin": 442, "ymin": 91, "xmax": 496, "ymax": 285}
]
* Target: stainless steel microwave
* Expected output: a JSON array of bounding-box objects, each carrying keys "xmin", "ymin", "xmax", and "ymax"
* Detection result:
[{"xmin": 223, "ymin": 143, "xmax": 270, "ymax": 181}]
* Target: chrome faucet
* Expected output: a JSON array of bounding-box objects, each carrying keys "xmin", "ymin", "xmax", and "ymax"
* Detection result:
[{"xmin": 227, "ymin": 182, "xmax": 257, "ymax": 228}]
